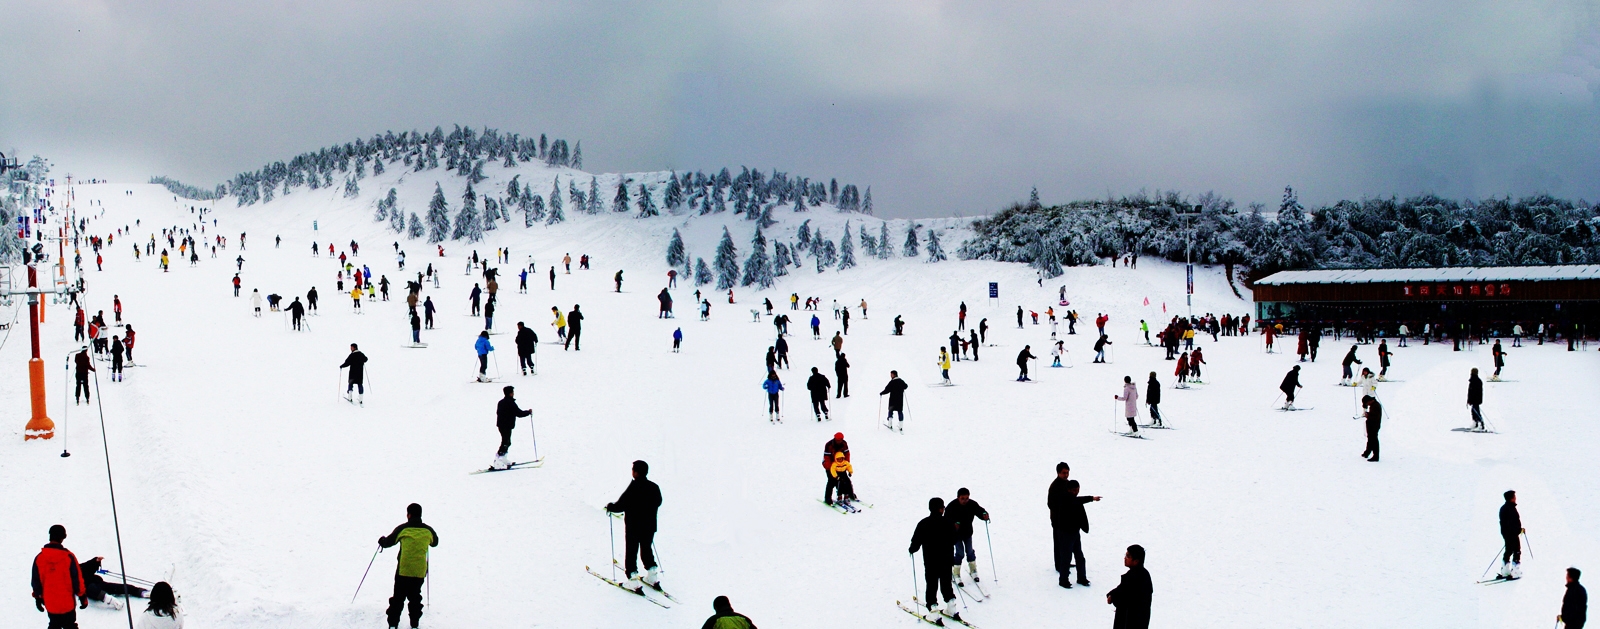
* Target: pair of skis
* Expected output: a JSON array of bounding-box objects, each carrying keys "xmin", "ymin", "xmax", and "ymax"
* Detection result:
[
  {"xmin": 469, "ymin": 457, "xmax": 545, "ymax": 475},
  {"xmin": 898, "ymin": 598, "xmax": 980, "ymax": 628},
  {"xmin": 819, "ymin": 498, "xmax": 873, "ymax": 514},
  {"xmin": 585, "ymin": 563, "xmax": 679, "ymax": 608}
]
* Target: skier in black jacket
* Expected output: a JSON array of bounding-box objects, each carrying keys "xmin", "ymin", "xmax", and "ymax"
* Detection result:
[
  {"xmin": 880, "ymin": 371, "xmax": 908, "ymax": 431},
  {"xmin": 494, "ymin": 386, "xmax": 532, "ymax": 466},
  {"xmin": 1499, "ymin": 490, "xmax": 1523, "ymax": 579},
  {"xmin": 945, "ymin": 488, "xmax": 990, "ymax": 586},
  {"xmin": 1340, "ymin": 345, "xmax": 1362, "ymax": 385},
  {"xmin": 1360, "ymin": 395, "xmax": 1381, "ymax": 462},
  {"xmin": 1145, "ymin": 372, "xmax": 1163, "ymax": 427},
  {"xmin": 339, "ymin": 344, "xmax": 367, "ymax": 404},
  {"xmin": 1107, "ymin": 544, "xmax": 1152, "ymax": 629},
  {"xmin": 1016, "ymin": 346, "xmax": 1036, "ymax": 381},
  {"xmin": 74, "ymin": 348, "xmax": 95, "ymax": 404},
  {"xmin": 1468, "ymin": 368, "xmax": 1485, "ymax": 430},
  {"xmin": 1049, "ymin": 477, "xmax": 1101, "ymax": 587},
  {"xmin": 514, "ymin": 322, "xmax": 538, "ymax": 375},
  {"xmin": 1280, "ymin": 365, "xmax": 1303, "ymax": 409},
  {"xmin": 565, "ymin": 305, "xmax": 584, "ymax": 351},
  {"xmin": 909, "ymin": 497, "xmax": 961, "ymax": 621},
  {"xmin": 834, "ymin": 353, "xmax": 850, "ymax": 398},
  {"xmin": 1563, "ymin": 567, "xmax": 1587, "ymax": 629},
  {"xmin": 806, "ymin": 367, "xmax": 832, "ymax": 421},
  {"xmin": 606, "ymin": 460, "xmax": 663, "ymax": 591}
]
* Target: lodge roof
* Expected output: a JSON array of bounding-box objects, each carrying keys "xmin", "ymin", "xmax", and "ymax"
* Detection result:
[{"xmin": 1255, "ymin": 265, "xmax": 1600, "ymax": 285}]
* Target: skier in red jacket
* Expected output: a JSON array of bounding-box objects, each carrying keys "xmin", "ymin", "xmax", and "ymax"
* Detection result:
[{"xmin": 32, "ymin": 524, "xmax": 86, "ymax": 628}]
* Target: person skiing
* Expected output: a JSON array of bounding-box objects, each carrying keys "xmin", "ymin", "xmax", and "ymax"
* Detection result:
[
  {"xmin": 565, "ymin": 305, "xmax": 583, "ymax": 351},
  {"xmin": 806, "ymin": 367, "xmax": 832, "ymax": 421},
  {"xmin": 474, "ymin": 331, "xmax": 494, "ymax": 382},
  {"xmin": 969, "ymin": 330, "xmax": 981, "ymax": 361},
  {"xmin": 1340, "ymin": 345, "xmax": 1362, "ymax": 385},
  {"xmin": 286, "ymin": 296, "xmax": 306, "ymax": 331},
  {"xmin": 657, "ymin": 288, "xmax": 673, "ymax": 319},
  {"xmin": 1377, "ymin": 339, "xmax": 1392, "ymax": 380},
  {"xmin": 351, "ymin": 285, "xmax": 363, "ymax": 311},
  {"xmin": 515, "ymin": 322, "xmax": 538, "ymax": 375},
  {"xmin": 1050, "ymin": 340, "xmax": 1064, "ymax": 367},
  {"xmin": 948, "ymin": 331, "xmax": 962, "ymax": 362},
  {"xmin": 834, "ymin": 352, "xmax": 850, "ymax": 397},
  {"xmin": 1174, "ymin": 352, "xmax": 1189, "ymax": 387},
  {"xmin": 605, "ymin": 460, "xmax": 663, "ymax": 591},
  {"xmin": 937, "ymin": 347, "xmax": 952, "ymax": 384},
  {"xmin": 550, "ymin": 306, "xmax": 566, "ymax": 341},
  {"xmin": 1562, "ymin": 567, "xmax": 1587, "ymax": 629},
  {"xmin": 1499, "ymin": 490, "xmax": 1524, "ymax": 579},
  {"xmin": 831, "ymin": 331, "xmax": 844, "ymax": 355},
  {"xmin": 1280, "ymin": 365, "xmax": 1303, "ymax": 410},
  {"xmin": 893, "ymin": 315, "xmax": 905, "ymax": 336},
  {"xmin": 410, "ymin": 310, "xmax": 422, "ymax": 346},
  {"xmin": 1188, "ymin": 346, "xmax": 1205, "ymax": 382},
  {"xmin": 340, "ymin": 344, "xmax": 368, "ymax": 404},
  {"xmin": 548, "ymin": 265, "xmax": 556, "ymax": 289},
  {"xmin": 958, "ymin": 301, "xmax": 967, "ymax": 330},
  {"xmin": 251, "ymin": 289, "xmax": 262, "ymax": 316},
  {"xmin": 763, "ymin": 370, "xmax": 784, "ymax": 422},
  {"xmin": 1016, "ymin": 345, "xmax": 1036, "ymax": 382},
  {"xmin": 377, "ymin": 503, "xmax": 438, "ymax": 629},
  {"xmin": 1094, "ymin": 333, "xmax": 1113, "ymax": 363},
  {"xmin": 881, "ymin": 370, "xmax": 908, "ymax": 431},
  {"xmin": 946, "ymin": 488, "xmax": 990, "ymax": 588},
  {"xmin": 469, "ymin": 283, "xmax": 482, "ymax": 316},
  {"xmin": 74, "ymin": 348, "xmax": 94, "ymax": 404},
  {"xmin": 1492, "ymin": 339, "xmax": 1507, "ymax": 381},
  {"xmin": 1146, "ymin": 372, "xmax": 1163, "ymax": 428},
  {"xmin": 672, "ymin": 327, "xmax": 683, "ymax": 353},
  {"xmin": 775, "ymin": 335, "xmax": 790, "ymax": 369},
  {"xmin": 423, "ymin": 296, "xmax": 436, "ymax": 329},
  {"xmin": 483, "ymin": 296, "xmax": 496, "ymax": 331},
  {"xmin": 1468, "ymin": 368, "xmax": 1486, "ymax": 430},
  {"xmin": 493, "ymin": 385, "xmax": 532, "ymax": 468},
  {"xmin": 307, "ymin": 286, "xmax": 319, "ymax": 312},
  {"xmin": 1356, "ymin": 367, "xmax": 1378, "ymax": 402},
  {"xmin": 909, "ymin": 497, "xmax": 961, "ymax": 621},
  {"xmin": 32, "ymin": 524, "xmax": 87, "ymax": 628},
  {"xmin": 828, "ymin": 451, "xmax": 856, "ymax": 503},
  {"xmin": 979, "ymin": 318, "xmax": 989, "ymax": 344},
  {"xmin": 614, "ymin": 269, "xmax": 624, "ymax": 292},
  {"xmin": 823, "ymin": 433, "xmax": 850, "ymax": 504},
  {"xmin": 700, "ymin": 595, "xmax": 757, "ymax": 629},
  {"xmin": 1115, "ymin": 375, "xmax": 1140, "ymax": 434},
  {"xmin": 1016, "ymin": 305, "xmax": 1024, "ymax": 328},
  {"xmin": 109, "ymin": 335, "xmax": 124, "ymax": 382},
  {"xmin": 1107, "ymin": 545, "xmax": 1153, "ymax": 629},
  {"xmin": 1361, "ymin": 395, "xmax": 1382, "ymax": 462}
]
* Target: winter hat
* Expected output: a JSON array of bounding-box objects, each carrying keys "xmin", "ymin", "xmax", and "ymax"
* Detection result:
[
  {"xmin": 834, "ymin": 452, "xmax": 846, "ymax": 460},
  {"xmin": 834, "ymin": 432, "xmax": 844, "ymax": 440}
]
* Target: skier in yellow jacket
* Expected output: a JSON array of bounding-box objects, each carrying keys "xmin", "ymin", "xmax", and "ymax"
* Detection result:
[{"xmin": 377, "ymin": 503, "xmax": 438, "ymax": 629}]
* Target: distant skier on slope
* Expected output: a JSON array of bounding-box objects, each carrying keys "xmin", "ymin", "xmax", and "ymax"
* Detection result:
[
  {"xmin": 937, "ymin": 348, "xmax": 952, "ymax": 385},
  {"xmin": 806, "ymin": 367, "xmax": 832, "ymax": 422},
  {"xmin": 515, "ymin": 322, "xmax": 538, "ymax": 375},
  {"xmin": 1146, "ymin": 372, "xmax": 1163, "ymax": 428},
  {"xmin": 1360, "ymin": 395, "xmax": 1381, "ymax": 462},
  {"xmin": 1468, "ymin": 368, "xmax": 1485, "ymax": 430},
  {"xmin": 377, "ymin": 503, "xmax": 437, "ymax": 629},
  {"xmin": 909, "ymin": 497, "xmax": 962, "ymax": 622},
  {"xmin": 763, "ymin": 371, "xmax": 784, "ymax": 422},
  {"xmin": 74, "ymin": 349, "xmax": 94, "ymax": 404},
  {"xmin": 1492, "ymin": 339, "xmax": 1507, "ymax": 381},
  {"xmin": 1016, "ymin": 345, "xmax": 1036, "ymax": 382},
  {"xmin": 1094, "ymin": 333, "xmax": 1113, "ymax": 363},
  {"xmin": 605, "ymin": 460, "xmax": 663, "ymax": 592},
  {"xmin": 1340, "ymin": 345, "xmax": 1362, "ymax": 385},
  {"xmin": 286, "ymin": 297, "xmax": 306, "ymax": 331},
  {"xmin": 835, "ymin": 353, "xmax": 850, "ymax": 397},
  {"xmin": 340, "ymin": 343, "xmax": 368, "ymax": 404},
  {"xmin": 1498, "ymin": 490, "xmax": 1524, "ymax": 580},
  {"xmin": 823, "ymin": 433, "xmax": 850, "ymax": 504},
  {"xmin": 565, "ymin": 305, "xmax": 584, "ymax": 351},
  {"xmin": 828, "ymin": 452, "xmax": 856, "ymax": 503},
  {"xmin": 474, "ymin": 331, "xmax": 494, "ymax": 382}
]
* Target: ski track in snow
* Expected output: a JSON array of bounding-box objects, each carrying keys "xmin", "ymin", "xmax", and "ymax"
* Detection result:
[{"xmin": 1, "ymin": 178, "xmax": 1597, "ymax": 628}]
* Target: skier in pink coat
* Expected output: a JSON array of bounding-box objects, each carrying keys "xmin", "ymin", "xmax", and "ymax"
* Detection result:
[{"xmin": 1114, "ymin": 376, "xmax": 1140, "ymax": 434}]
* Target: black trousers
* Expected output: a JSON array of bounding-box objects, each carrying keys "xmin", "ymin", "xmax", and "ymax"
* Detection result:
[
  {"xmin": 386, "ymin": 575, "xmax": 424, "ymax": 628},
  {"xmin": 924, "ymin": 564, "xmax": 955, "ymax": 605},
  {"xmin": 1363, "ymin": 422, "xmax": 1380, "ymax": 459},
  {"xmin": 811, "ymin": 397, "xmax": 829, "ymax": 417},
  {"xmin": 497, "ymin": 426, "xmax": 513, "ymax": 456},
  {"xmin": 624, "ymin": 528, "xmax": 656, "ymax": 575},
  {"xmin": 566, "ymin": 328, "xmax": 581, "ymax": 350},
  {"xmin": 1053, "ymin": 526, "xmax": 1086, "ymax": 581},
  {"xmin": 836, "ymin": 375, "xmax": 848, "ymax": 397},
  {"xmin": 519, "ymin": 352, "xmax": 534, "ymax": 372},
  {"xmin": 825, "ymin": 468, "xmax": 840, "ymax": 501},
  {"xmin": 75, "ymin": 375, "xmax": 90, "ymax": 401},
  {"xmin": 47, "ymin": 610, "xmax": 78, "ymax": 629},
  {"xmin": 1504, "ymin": 534, "xmax": 1521, "ymax": 564}
]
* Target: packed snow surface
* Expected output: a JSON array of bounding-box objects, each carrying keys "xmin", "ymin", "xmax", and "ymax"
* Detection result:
[{"xmin": 2, "ymin": 182, "xmax": 1595, "ymax": 628}]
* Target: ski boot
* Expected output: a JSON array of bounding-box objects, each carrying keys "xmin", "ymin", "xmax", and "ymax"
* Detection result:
[
  {"xmin": 968, "ymin": 561, "xmax": 981, "ymax": 583},
  {"xmin": 642, "ymin": 567, "xmax": 661, "ymax": 588}
]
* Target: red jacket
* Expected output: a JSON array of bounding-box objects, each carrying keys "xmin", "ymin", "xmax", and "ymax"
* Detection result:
[{"xmin": 32, "ymin": 543, "xmax": 84, "ymax": 614}]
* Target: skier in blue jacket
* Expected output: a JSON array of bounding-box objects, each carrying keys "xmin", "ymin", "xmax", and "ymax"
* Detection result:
[
  {"xmin": 763, "ymin": 370, "xmax": 785, "ymax": 422},
  {"xmin": 475, "ymin": 331, "xmax": 494, "ymax": 382},
  {"xmin": 811, "ymin": 315, "xmax": 822, "ymax": 339}
]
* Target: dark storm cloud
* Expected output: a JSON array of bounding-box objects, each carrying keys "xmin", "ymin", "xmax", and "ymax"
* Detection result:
[{"xmin": 3, "ymin": 1, "xmax": 1598, "ymax": 217}]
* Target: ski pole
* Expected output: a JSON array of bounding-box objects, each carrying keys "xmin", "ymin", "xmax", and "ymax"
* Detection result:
[
  {"xmin": 877, "ymin": 395, "xmax": 883, "ymax": 427},
  {"xmin": 1522, "ymin": 531, "xmax": 1533, "ymax": 558},
  {"xmin": 352, "ymin": 546, "xmax": 381, "ymax": 603},
  {"xmin": 62, "ymin": 353, "xmax": 71, "ymax": 458},
  {"xmin": 1482, "ymin": 543, "xmax": 1506, "ymax": 579},
  {"xmin": 984, "ymin": 519, "xmax": 998, "ymax": 583},
  {"xmin": 609, "ymin": 512, "xmax": 617, "ymax": 581},
  {"xmin": 529, "ymin": 415, "xmax": 539, "ymax": 460},
  {"xmin": 652, "ymin": 541, "xmax": 664, "ymax": 573},
  {"xmin": 910, "ymin": 552, "xmax": 920, "ymax": 604}
]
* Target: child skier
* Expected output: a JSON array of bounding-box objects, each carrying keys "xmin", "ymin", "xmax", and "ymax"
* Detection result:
[
  {"xmin": 1051, "ymin": 340, "xmax": 1065, "ymax": 367},
  {"xmin": 829, "ymin": 452, "xmax": 856, "ymax": 503}
]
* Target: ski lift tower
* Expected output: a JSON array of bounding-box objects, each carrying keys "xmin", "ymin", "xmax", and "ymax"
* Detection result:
[
  {"xmin": 0, "ymin": 151, "xmax": 76, "ymax": 439},
  {"xmin": 1177, "ymin": 203, "xmax": 1203, "ymax": 317}
]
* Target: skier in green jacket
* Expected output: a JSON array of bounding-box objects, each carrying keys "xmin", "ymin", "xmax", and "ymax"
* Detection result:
[{"xmin": 378, "ymin": 503, "xmax": 438, "ymax": 629}]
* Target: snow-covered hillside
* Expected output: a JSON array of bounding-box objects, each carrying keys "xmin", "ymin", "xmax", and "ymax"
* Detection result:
[{"xmin": 1, "ymin": 179, "xmax": 1595, "ymax": 628}]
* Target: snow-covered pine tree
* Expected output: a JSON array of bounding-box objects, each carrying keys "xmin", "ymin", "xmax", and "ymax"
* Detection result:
[
  {"xmin": 772, "ymin": 242, "xmax": 791, "ymax": 277},
  {"xmin": 482, "ymin": 198, "xmax": 499, "ymax": 232},
  {"xmin": 667, "ymin": 229, "xmax": 687, "ymax": 267},
  {"xmin": 664, "ymin": 174, "xmax": 683, "ymax": 210},
  {"xmin": 612, "ymin": 179, "xmax": 630, "ymax": 213},
  {"xmin": 636, "ymin": 183, "xmax": 658, "ymax": 218},
  {"xmin": 543, "ymin": 193, "xmax": 564, "ymax": 225},
  {"xmin": 879, "ymin": 222, "xmax": 893, "ymax": 259},
  {"xmin": 427, "ymin": 184, "xmax": 451, "ymax": 243},
  {"xmin": 822, "ymin": 236, "xmax": 837, "ymax": 268},
  {"xmin": 829, "ymin": 179, "xmax": 839, "ymax": 205},
  {"xmin": 469, "ymin": 160, "xmax": 486, "ymax": 184},
  {"xmin": 859, "ymin": 222, "xmax": 878, "ymax": 257},
  {"xmin": 710, "ymin": 185, "xmax": 727, "ymax": 214},
  {"xmin": 797, "ymin": 220, "xmax": 812, "ymax": 251},
  {"xmin": 741, "ymin": 227, "xmax": 774, "ymax": 288},
  {"xmin": 569, "ymin": 179, "xmax": 584, "ymax": 212},
  {"xmin": 792, "ymin": 189, "xmax": 806, "ymax": 212},
  {"xmin": 925, "ymin": 228, "xmax": 946, "ymax": 262},
  {"xmin": 861, "ymin": 187, "xmax": 873, "ymax": 215},
  {"xmin": 506, "ymin": 176, "xmax": 521, "ymax": 203},
  {"xmin": 694, "ymin": 257, "xmax": 712, "ymax": 286},
  {"xmin": 539, "ymin": 134, "xmax": 548, "ymax": 159},
  {"xmin": 587, "ymin": 177, "xmax": 602, "ymax": 214},
  {"xmin": 374, "ymin": 188, "xmax": 395, "ymax": 221},
  {"xmin": 715, "ymin": 227, "xmax": 740, "ymax": 290},
  {"xmin": 839, "ymin": 224, "xmax": 856, "ymax": 270},
  {"xmin": 571, "ymin": 142, "xmax": 582, "ymax": 169},
  {"xmin": 1029, "ymin": 186, "xmax": 1041, "ymax": 208},
  {"xmin": 548, "ymin": 177, "xmax": 563, "ymax": 218},
  {"xmin": 343, "ymin": 176, "xmax": 360, "ymax": 199},
  {"xmin": 408, "ymin": 212, "xmax": 425, "ymax": 239},
  {"xmin": 902, "ymin": 223, "xmax": 920, "ymax": 257},
  {"xmin": 372, "ymin": 158, "xmax": 384, "ymax": 175},
  {"xmin": 453, "ymin": 182, "xmax": 483, "ymax": 242}
]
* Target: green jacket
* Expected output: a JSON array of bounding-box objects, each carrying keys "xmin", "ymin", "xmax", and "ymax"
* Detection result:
[
  {"xmin": 380, "ymin": 521, "xmax": 438, "ymax": 578},
  {"xmin": 701, "ymin": 613, "xmax": 755, "ymax": 629}
]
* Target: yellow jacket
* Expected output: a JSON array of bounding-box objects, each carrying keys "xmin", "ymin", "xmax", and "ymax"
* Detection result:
[
  {"xmin": 351, "ymin": 287, "xmax": 362, "ymax": 300},
  {"xmin": 829, "ymin": 457, "xmax": 852, "ymax": 478},
  {"xmin": 553, "ymin": 312, "xmax": 566, "ymax": 327},
  {"xmin": 939, "ymin": 353, "xmax": 951, "ymax": 370}
]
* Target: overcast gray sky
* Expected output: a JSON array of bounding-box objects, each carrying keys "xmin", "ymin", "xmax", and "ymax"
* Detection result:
[{"xmin": 3, "ymin": 1, "xmax": 1598, "ymax": 217}]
